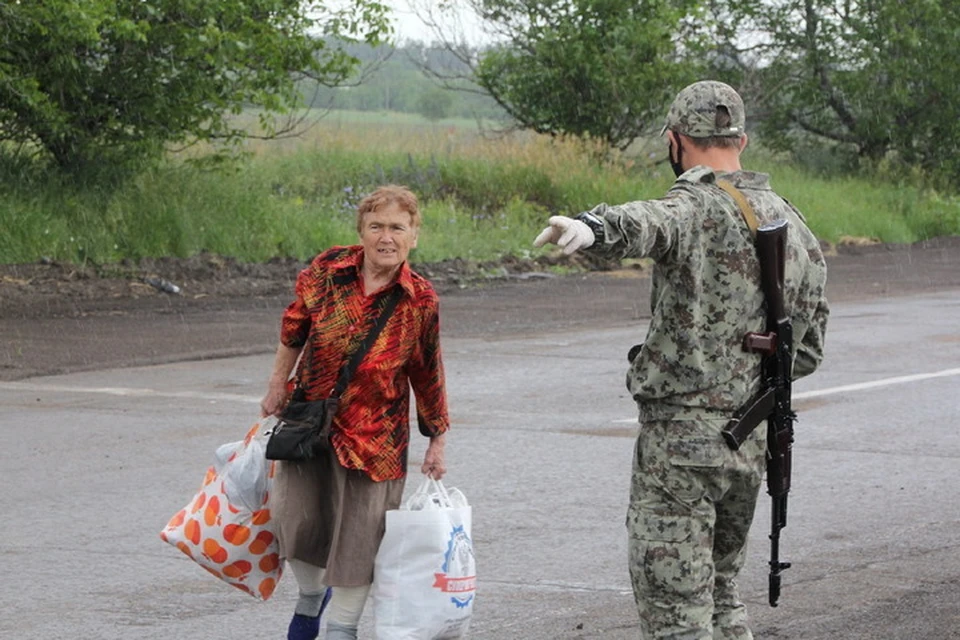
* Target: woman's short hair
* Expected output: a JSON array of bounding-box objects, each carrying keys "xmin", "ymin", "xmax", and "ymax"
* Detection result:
[{"xmin": 356, "ymin": 185, "xmax": 421, "ymax": 233}]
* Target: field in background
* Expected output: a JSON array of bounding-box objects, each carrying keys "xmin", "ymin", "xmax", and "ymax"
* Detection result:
[{"xmin": 1, "ymin": 109, "xmax": 958, "ymax": 266}]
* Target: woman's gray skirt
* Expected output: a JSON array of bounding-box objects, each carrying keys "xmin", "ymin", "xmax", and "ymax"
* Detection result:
[{"xmin": 270, "ymin": 446, "xmax": 405, "ymax": 586}]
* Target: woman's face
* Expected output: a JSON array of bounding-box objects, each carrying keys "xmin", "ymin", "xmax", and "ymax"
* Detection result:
[{"xmin": 359, "ymin": 202, "xmax": 419, "ymax": 273}]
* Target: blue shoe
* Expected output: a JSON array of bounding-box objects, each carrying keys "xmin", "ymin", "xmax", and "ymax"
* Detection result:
[{"xmin": 287, "ymin": 587, "xmax": 333, "ymax": 640}]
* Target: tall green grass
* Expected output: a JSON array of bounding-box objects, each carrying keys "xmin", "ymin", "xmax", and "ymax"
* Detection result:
[
  {"xmin": 1, "ymin": 113, "xmax": 957, "ymax": 266},
  {"xmin": 749, "ymin": 153, "xmax": 960, "ymax": 243}
]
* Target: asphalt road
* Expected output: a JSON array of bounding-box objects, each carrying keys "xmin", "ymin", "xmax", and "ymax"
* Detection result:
[{"xmin": 1, "ymin": 285, "xmax": 958, "ymax": 639}]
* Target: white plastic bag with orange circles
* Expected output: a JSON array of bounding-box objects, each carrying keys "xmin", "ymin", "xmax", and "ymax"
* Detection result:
[{"xmin": 160, "ymin": 422, "xmax": 283, "ymax": 600}]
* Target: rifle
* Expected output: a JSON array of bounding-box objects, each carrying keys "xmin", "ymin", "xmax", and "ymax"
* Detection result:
[{"xmin": 720, "ymin": 219, "xmax": 795, "ymax": 607}]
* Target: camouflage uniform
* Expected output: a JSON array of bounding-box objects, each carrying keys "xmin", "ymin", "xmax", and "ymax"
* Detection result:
[{"xmin": 583, "ymin": 82, "xmax": 829, "ymax": 638}]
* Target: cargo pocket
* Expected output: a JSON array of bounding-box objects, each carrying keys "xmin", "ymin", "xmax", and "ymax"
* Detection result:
[
  {"xmin": 659, "ymin": 433, "xmax": 726, "ymax": 506},
  {"xmin": 628, "ymin": 512, "xmax": 709, "ymax": 603}
]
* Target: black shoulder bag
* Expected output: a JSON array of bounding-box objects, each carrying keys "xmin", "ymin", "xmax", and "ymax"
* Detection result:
[{"xmin": 264, "ymin": 287, "xmax": 402, "ymax": 462}]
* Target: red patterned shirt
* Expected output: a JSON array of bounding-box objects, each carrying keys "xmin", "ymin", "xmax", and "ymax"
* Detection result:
[{"xmin": 280, "ymin": 245, "xmax": 450, "ymax": 481}]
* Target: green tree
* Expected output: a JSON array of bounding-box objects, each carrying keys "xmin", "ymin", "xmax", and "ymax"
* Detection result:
[
  {"xmin": 413, "ymin": 0, "xmax": 704, "ymax": 151},
  {"xmin": 417, "ymin": 88, "xmax": 454, "ymax": 121},
  {"xmin": 299, "ymin": 41, "xmax": 506, "ymax": 120},
  {"xmin": 714, "ymin": 0, "xmax": 960, "ymax": 183},
  {"xmin": 0, "ymin": 0, "xmax": 391, "ymax": 171}
]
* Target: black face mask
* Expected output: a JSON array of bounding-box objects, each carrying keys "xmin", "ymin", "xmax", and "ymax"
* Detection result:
[{"xmin": 669, "ymin": 132, "xmax": 685, "ymax": 178}]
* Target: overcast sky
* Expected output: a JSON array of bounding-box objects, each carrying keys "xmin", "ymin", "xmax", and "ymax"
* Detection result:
[
  {"xmin": 385, "ymin": 1, "xmax": 431, "ymax": 41},
  {"xmin": 383, "ymin": 0, "xmax": 487, "ymax": 45}
]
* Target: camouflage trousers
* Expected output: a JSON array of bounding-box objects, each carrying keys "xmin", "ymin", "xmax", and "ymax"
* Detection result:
[{"xmin": 626, "ymin": 418, "xmax": 766, "ymax": 639}]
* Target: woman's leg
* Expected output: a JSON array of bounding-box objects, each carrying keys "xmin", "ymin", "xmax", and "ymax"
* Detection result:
[
  {"xmin": 287, "ymin": 559, "xmax": 333, "ymax": 640},
  {"xmin": 325, "ymin": 584, "xmax": 371, "ymax": 640}
]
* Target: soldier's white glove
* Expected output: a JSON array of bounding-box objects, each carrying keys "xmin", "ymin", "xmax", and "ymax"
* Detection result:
[{"xmin": 533, "ymin": 215, "xmax": 595, "ymax": 255}]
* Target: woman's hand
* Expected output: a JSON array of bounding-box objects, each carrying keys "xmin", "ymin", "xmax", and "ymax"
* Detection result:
[
  {"xmin": 261, "ymin": 343, "xmax": 301, "ymax": 416},
  {"xmin": 260, "ymin": 382, "xmax": 288, "ymax": 417},
  {"xmin": 422, "ymin": 434, "xmax": 447, "ymax": 479}
]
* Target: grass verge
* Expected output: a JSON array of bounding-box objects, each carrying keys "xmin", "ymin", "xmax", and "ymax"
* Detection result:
[{"xmin": 1, "ymin": 113, "xmax": 957, "ymax": 266}]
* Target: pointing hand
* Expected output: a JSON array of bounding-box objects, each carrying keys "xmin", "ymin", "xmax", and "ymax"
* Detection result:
[{"xmin": 533, "ymin": 216, "xmax": 596, "ymax": 255}]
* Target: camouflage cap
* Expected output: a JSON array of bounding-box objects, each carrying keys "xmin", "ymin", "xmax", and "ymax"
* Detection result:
[{"xmin": 660, "ymin": 81, "xmax": 745, "ymax": 138}]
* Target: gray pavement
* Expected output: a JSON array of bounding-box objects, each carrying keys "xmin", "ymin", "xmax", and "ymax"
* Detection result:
[{"xmin": 1, "ymin": 290, "xmax": 959, "ymax": 639}]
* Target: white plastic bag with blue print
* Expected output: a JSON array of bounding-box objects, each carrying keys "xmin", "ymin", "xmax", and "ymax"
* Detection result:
[{"xmin": 373, "ymin": 477, "xmax": 475, "ymax": 639}]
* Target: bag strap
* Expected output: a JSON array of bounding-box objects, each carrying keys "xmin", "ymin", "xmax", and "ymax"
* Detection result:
[
  {"xmin": 330, "ymin": 285, "xmax": 403, "ymax": 398},
  {"xmin": 716, "ymin": 179, "xmax": 759, "ymax": 237}
]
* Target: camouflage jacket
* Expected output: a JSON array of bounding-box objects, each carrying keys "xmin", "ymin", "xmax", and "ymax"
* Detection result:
[{"xmin": 586, "ymin": 166, "xmax": 829, "ymax": 421}]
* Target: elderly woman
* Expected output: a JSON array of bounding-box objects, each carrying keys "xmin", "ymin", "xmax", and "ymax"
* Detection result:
[{"xmin": 260, "ymin": 185, "xmax": 450, "ymax": 640}]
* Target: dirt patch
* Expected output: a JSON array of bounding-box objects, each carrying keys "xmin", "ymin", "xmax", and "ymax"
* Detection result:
[
  {"xmin": 1, "ymin": 237, "xmax": 958, "ymax": 381},
  {"xmin": 0, "ymin": 250, "xmax": 619, "ymax": 318}
]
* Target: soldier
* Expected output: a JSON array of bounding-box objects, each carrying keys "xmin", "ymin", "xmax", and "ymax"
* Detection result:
[{"xmin": 534, "ymin": 81, "xmax": 829, "ymax": 638}]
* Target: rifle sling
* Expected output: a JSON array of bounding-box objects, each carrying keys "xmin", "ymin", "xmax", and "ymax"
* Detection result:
[
  {"xmin": 717, "ymin": 179, "xmax": 759, "ymax": 237},
  {"xmin": 717, "ymin": 179, "xmax": 768, "ymax": 450}
]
